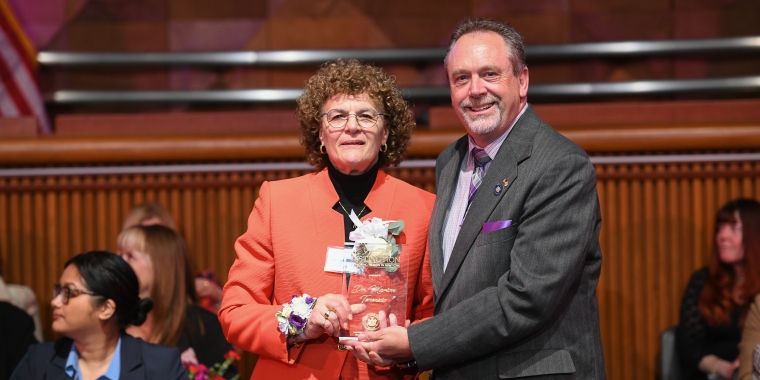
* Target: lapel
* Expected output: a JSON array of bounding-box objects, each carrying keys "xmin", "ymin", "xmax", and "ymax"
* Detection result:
[
  {"xmin": 436, "ymin": 106, "xmax": 539, "ymax": 300},
  {"xmin": 429, "ymin": 137, "xmax": 468, "ymax": 296},
  {"xmin": 48, "ymin": 334, "xmax": 145, "ymax": 380},
  {"xmin": 309, "ymin": 168, "xmax": 345, "ymax": 247},
  {"xmin": 50, "ymin": 338, "xmax": 71, "ymax": 378},
  {"xmin": 119, "ymin": 333, "xmax": 144, "ymax": 380}
]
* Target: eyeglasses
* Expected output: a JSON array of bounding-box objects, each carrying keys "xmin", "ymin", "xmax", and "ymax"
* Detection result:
[
  {"xmin": 53, "ymin": 284, "xmax": 98, "ymax": 305},
  {"xmin": 322, "ymin": 109, "xmax": 386, "ymax": 129}
]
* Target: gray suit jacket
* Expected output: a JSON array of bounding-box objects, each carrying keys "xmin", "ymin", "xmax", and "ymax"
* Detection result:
[{"xmin": 407, "ymin": 106, "xmax": 606, "ymax": 379}]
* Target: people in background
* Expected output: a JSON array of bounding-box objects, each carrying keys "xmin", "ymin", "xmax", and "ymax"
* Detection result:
[
  {"xmin": 0, "ymin": 301, "xmax": 37, "ymax": 380},
  {"xmin": 729, "ymin": 200, "xmax": 760, "ymax": 380},
  {"xmin": 122, "ymin": 201, "xmax": 223, "ymax": 313},
  {"xmin": 121, "ymin": 201, "xmax": 177, "ymax": 231},
  {"xmin": 219, "ymin": 59, "xmax": 435, "ymax": 379},
  {"xmin": 678, "ymin": 198, "xmax": 760, "ymax": 379},
  {"xmin": 10, "ymin": 251, "xmax": 185, "ymax": 379},
  {"xmin": 117, "ymin": 224, "xmax": 235, "ymax": 376},
  {"xmin": 741, "ymin": 296, "xmax": 760, "ymax": 380},
  {"xmin": 0, "ymin": 268, "xmax": 43, "ymax": 342}
]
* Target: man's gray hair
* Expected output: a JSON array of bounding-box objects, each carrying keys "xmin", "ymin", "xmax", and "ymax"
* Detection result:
[{"xmin": 444, "ymin": 19, "xmax": 526, "ymax": 76}]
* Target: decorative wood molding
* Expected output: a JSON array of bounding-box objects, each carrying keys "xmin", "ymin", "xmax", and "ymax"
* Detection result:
[{"xmin": 2, "ymin": 125, "xmax": 760, "ymax": 164}]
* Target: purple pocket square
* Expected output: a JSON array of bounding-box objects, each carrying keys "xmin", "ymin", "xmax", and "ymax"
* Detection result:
[{"xmin": 482, "ymin": 220, "xmax": 512, "ymax": 233}]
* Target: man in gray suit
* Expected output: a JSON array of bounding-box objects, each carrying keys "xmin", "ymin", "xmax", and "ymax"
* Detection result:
[{"xmin": 345, "ymin": 19, "xmax": 606, "ymax": 379}]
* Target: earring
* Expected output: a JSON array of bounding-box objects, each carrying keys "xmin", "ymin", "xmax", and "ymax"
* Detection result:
[
  {"xmin": 380, "ymin": 144, "xmax": 388, "ymax": 153},
  {"xmin": 320, "ymin": 144, "xmax": 327, "ymax": 154}
]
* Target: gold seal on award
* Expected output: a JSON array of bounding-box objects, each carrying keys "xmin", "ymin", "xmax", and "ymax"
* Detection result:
[{"xmin": 363, "ymin": 313, "xmax": 380, "ymax": 331}]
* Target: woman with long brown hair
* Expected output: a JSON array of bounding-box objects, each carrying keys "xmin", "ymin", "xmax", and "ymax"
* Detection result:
[
  {"xmin": 676, "ymin": 198, "xmax": 760, "ymax": 379},
  {"xmin": 117, "ymin": 225, "xmax": 234, "ymax": 374}
]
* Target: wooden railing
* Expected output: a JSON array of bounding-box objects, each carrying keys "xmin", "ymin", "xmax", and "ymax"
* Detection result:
[{"xmin": 2, "ymin": 125, "xmax": 760, "ymax": 379}]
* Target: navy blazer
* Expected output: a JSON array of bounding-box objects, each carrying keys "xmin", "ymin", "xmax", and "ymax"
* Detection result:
[{"xmin": 10, "ymin": 332, "xmax": 185, "ymax": 380}]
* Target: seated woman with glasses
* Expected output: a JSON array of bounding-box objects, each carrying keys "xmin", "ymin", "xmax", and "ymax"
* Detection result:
[
  {"xmin": 10, "ymin": 250, "xmax": 185, "ymax": 379},
  {"xmin": 219, "ymin": 59, "xmax": 435, "ymax": 379}
]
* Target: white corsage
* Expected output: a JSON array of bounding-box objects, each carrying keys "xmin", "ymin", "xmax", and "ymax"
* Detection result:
[
  {"xmin": 348, "ymin": 214, "xmax": 404, "ymax": 272},
  {"xmin": 276, "ymin": 294, "xmax": 317, "ymax": 338}
]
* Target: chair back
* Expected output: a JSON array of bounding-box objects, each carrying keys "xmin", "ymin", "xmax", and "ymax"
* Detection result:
[{"xmin": 661, "ymin": 326, "xmax": 682, "ymax": 380}]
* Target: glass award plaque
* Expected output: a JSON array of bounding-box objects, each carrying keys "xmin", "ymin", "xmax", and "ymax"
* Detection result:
[{"xmin": 340, "ymin": 239, "xmax": 407, "ymax": 339}]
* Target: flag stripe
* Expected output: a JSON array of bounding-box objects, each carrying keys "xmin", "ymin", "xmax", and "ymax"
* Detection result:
[
  {"xmin": 0, "ymin": 2, "xmax": 51, "ymax": 132},
  {"xmin": 0, "ymin": 1, "xmax": 34, "ymax": 69},
  {"xmin": 0, "ymin": 80, "xmax": 20, "ymax": 115},
  {"xmin": 0, "ymin": 39, "xmax": 32, "ymax": 116}
]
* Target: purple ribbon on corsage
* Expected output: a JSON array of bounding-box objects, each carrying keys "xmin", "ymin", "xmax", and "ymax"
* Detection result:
[{"xmin": 482, "ymin": 220, "xmax": 512, "ymax": 233}]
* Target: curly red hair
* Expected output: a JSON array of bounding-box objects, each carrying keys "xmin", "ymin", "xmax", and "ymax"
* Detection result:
[{"xmin": 295, "ymin": 59, "xmax": 415, "ymax": 170}]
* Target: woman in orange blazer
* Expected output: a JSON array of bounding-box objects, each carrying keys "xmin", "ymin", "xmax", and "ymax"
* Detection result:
[{"xmin": 219, "ymin": 59, "xmax": 434, "ymax": 380}]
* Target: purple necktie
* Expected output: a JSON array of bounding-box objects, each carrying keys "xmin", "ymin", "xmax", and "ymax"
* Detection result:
[{"xmin": 468, "ymin": 147, "xmax": 491, "ymax": 206}]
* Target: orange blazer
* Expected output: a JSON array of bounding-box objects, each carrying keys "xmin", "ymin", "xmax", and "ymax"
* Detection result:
[{"xmin": 220, "ymin": 168, "xmax": 435, "ymax": 380}]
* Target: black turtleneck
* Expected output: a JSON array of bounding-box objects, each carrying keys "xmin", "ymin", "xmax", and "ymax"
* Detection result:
[{"xmin": 327, "ymin": 160, "xmax": 379, "ymax": 242}]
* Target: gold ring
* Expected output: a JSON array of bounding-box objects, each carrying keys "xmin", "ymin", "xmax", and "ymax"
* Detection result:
[{"xmin": 323, "ymin": 310, "xmax": 331, "ymax": 319}]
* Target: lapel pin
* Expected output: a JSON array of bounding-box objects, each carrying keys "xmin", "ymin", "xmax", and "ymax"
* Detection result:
[
  {"xmin": 502, "ymin": 179, "xmax": 509, "ymax": 187},
  {"xmin": 494, "ymin": 184, "xmax": 503, "ymax": 195}
]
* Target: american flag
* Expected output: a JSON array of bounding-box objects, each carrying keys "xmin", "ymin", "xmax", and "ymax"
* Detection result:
[{"xmin": 0, "ymin": 0, "xmax": 50, "ymax": 133}]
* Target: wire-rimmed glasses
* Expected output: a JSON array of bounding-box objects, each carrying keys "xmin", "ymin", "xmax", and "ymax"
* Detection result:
[
  {"xmin": 322, "ymin": 109, "xmax": 386, "ymax": 129},
  {"xmin": 53, "ymin": 284, "xmax": 98, "ymax": 305}
]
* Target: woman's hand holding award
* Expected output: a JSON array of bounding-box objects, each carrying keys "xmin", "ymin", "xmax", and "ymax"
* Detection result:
[{"xmin": 340, "ymin": 213, "xmax": 407, "ymax": 340}]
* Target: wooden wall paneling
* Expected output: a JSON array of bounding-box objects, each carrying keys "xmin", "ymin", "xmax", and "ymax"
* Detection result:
[
  {"xmin": 58, "ymin": 180, "xmax": 71, "ymax": 276},
  {"xmin": 7, "ymin": 178, "xmax": 20, "ymax": 283},
  {"xmin": 0, "ymin": 180, "xmax": 7, "ymax": 278},
  {"xmin": 107, "ymin": 177, "xmax": 119, "ymax": 251},
  {"xmin": 22, "ymin": 179, "xmax": 34, "ymax": 290},
  {"xmin": 204, "ymin": 175, "xmax": 219, "ymax": 275},
  {"xmin": 690, "ymin": 165, "xmax": 705, "ymax": 271},
  {"xmin": 703, "ymin": 163, "xmax": 717, "ymax": 266},
  {"xmin": 168, "ymin": 174, "xmax": 182, "ymax": 228},
  {"xmin": 595, "ymin": 165, "xmax": 612, "ymax": 380},
  {"xmin": 620, "ymin": 165, "xmax": 635, "ymax": 380},
  {"xmin": 156, "ymin": 173, "xmax": 170, "ymax": 210},
  {"xmin": 95, "ymin": 177, "xmax": 107, "ymax": 250},
  {"xmin": 742, "ymin": 162, "xmax": 754, "ymax": 196},
  {"xmin": 191, "ymin": 174, "xmax": 205, "ymax": 274},
  {"xmin": 642, "ymin": 164, "xmax": 658, "ymax": 377},
  {"xmin": 118, "ymin": 182, "xmax": 131, "ymax": 232},
  {"xmin": 670, "ymin": 165, "xmax": 684, "ymax": 322},
  {"xmin": 654, "ymin": 164, "xmax": 668, "ymax": 330},
  {"xmin": 630, "ymin": 165, "xmax": 646, "ymax": 379},
  {"xmin": 597, "ymin": 164, "xmax": 615, "ymax": 380},
  {"xmin": 82, "ymin": 177, "xmax": 96, "ymax": 253},
  {"xmin": 44, "ymin": 177, "xmax": 59, "ymax": 322},
  {"xmin": 227, "ymin": 171, "xmax": 243, "ymax": 285},
  {"xmin": 70, "ymin": 176, "xmax": 82, "ymax": 257},
  {"xmin": 216, "ymin": 173, "xmax": 231, "ymax": 283},
  {"xmin": 3, "ymin": 132, "xmax": 760, "ymax": 379}
]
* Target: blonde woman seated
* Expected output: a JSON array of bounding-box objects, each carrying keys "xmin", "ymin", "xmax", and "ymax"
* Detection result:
[
  {"xmin": 122, "ymin": 202, "xmax": 223, "ymax": 313},
  {"xmin": 117, "ymin": 225, "xmax": 234, "ymax": 375}
]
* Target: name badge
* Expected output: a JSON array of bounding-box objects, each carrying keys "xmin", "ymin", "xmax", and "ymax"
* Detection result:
[{"xmin": 324, "ymin": 245, "xmax": 360, "ymax": 274}]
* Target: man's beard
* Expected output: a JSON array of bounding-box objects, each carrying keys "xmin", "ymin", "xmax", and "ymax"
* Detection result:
[{"xmin": 459, "ymin": 96, "xmax": 503, "ymax": 136}]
